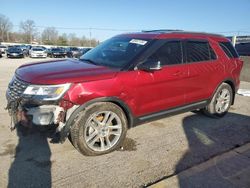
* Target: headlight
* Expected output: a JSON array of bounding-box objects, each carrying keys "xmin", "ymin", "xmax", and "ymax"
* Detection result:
[{"xmin": 23, "ymin": 83, "xmax": 71, "ymax": 101}]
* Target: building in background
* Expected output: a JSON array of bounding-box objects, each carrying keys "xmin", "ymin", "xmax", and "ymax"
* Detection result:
[
  {"xmin": 227, "ymin": 36, "xmax": 250, "ymax": 44},
  {"xmin": 227, "ymin": 36, "xmax": 250, "ymax": 56}
]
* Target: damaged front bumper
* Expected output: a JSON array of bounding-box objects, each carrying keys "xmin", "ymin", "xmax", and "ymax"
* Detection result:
[
  {"xmin": 5, "ymin": 76, "xmax": 80, "ymax": 142},
  {"xmin": 26, "ymin": 105, "xmax": 64, "ymax": 126},
  {"xmin": 6, "ymin": 92, "xmax": 79, "ymax": 142}
]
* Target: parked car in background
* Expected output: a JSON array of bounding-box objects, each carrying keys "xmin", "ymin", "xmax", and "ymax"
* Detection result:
[
  {"xmin": 66, "ymin": 47, "xmax": 80, "ymax": 58},
  {"xmin": 46, "ymin": 48, "xmax": 52, "ymax": 56},
  {"xmin": 30, "ymin": 47, "xmax": 47, "ymax": 58},
  {"xmin": 235, "ymin": 42, "xmax": 250, "ymax": 56},
  {"xmin": 6, "ymin": 47, "xmax": 24, "ymax": 58},
  {"xmin": 49, "ymin": 48, "xmax": 66, "ymax": 58},
  {"xmin": 33, "ymin": 46, "xmax": 47, "ymax": 51},
  {"xmin": 59, "ymin": 47, "xmax": 67, "ymax": 54},
  {"xmin": 19, "ymin": 45, "xmax": 29, "ymax": 56},
  {"xmin": 75, "ymin": 48, "xmax": 92, "ymax": 59},
  {"xmin": 0, "ymin": 45, "xmax": 7, "ymax": 54},
  {"xmin": 26, "ymin": 45, "xmax": 32, "ymax": 56}
]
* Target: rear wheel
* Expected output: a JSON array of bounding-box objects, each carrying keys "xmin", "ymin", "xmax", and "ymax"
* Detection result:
[
  {"xmin": 203, "ymin": 83, "xmax": 233, "ymax": 118},
  {"xmin": 70, "ymin": 102, "xmax": 127, "ymax": 156}
]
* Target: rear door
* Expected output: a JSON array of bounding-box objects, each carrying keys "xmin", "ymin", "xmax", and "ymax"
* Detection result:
[{"xmin": 184, "ymin": 39, "xmax": 224, "ymax": 104}]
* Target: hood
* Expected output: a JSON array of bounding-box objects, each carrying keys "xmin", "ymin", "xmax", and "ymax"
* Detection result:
[{"xmin": 15, "ymin": 59, "xmax": 119, "ymax": 84}]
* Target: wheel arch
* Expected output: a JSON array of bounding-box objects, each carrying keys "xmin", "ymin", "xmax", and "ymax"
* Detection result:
[
  {"xmin": 60, "ymin": 97, "xmax": 134, "ymax": 142},
  {"xmin": 213, "ymin": 78, "xmax": 236, "ymax": 105},
  {"xmin": 223, "ymin": 80, "xmax": 236, "ymax": 104}
]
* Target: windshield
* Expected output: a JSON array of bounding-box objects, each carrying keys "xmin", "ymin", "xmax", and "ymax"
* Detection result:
[
  {"xmin": 80, "ymin": 37, "xmax": 151, "ymax": 69},
  {"xmin": 52, "ymin": 48, "xmax": 63, "ymax": 52},
  {"xmin": 70, "ymin": 47, "xmax": 79, "ymax": 51},
  {"xmin": 8, "ymin": 48, "xmax": 22, "ymax": 52},
  {"xmin": 32, "ymin": 48, "xmax": 43, "ymax": 51}
]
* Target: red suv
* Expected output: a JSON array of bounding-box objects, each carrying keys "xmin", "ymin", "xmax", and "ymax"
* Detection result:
[{"xmin": 6, "ymin": 30, "xmax": 243, "ymax": 156}]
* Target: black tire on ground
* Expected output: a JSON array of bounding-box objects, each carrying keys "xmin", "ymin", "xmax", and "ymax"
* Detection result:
[
  {"xmin": 203, "ymin": 83, "xmax": 233, "ymax": 118},
  {"xmin": 70, "ymin": 102, "xmax": 128, "ymax": 156}
]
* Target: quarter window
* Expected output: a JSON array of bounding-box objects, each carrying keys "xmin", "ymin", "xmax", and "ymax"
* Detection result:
[{"xmin": 219, "ymin": 42, "xmax": 239, "ymax": 58}]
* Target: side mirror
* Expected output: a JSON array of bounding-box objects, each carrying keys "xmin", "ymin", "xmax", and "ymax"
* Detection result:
[{"xmin": 137, "ymin": 60, "xmax": 162, "ymax": 72}]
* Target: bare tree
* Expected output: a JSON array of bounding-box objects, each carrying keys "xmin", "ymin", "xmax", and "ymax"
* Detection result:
[
  {"xmin": 80, "ymin": 35, "xmax": 99, "ymax": 47},
  {"xmin": 0, "ymin": 15, "xmax": 99, "ymax": 46},
  {"xmin": 0, "ymin": 14, "xmax": 13, "ymax": 42},
  {"xmin": 41, "ymin": 27, "xmax": 58, "ymax": 45},
  {"xmin": 9, "ymin": 32, "xmax": 23, "ymax": 43},
  {"xmin": 68, "ymin": 33, "xmax": 81, "ymax": 46},
  {"xmin": 57, "ymin": 33, "xmax": 68, "ymax": 46},
  {"xmin": 19, "ymin": 19, "xmax": 37, "ymax": 43}
]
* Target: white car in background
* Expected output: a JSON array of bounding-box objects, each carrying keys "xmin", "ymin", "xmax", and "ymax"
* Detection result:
[
  {"xmin": 0, "ymin": 45, "xmax": 7, "ymax": 54},
  {"xmin": 30, "ymin": 47, "xmax": 47, "ymax": 58}
]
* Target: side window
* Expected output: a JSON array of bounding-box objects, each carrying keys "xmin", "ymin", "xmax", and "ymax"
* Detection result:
[
  {"xmin": 219, "ymin": 42, "xmax": 239, "ymax": 58},
  {"xmin": 148, "ymin": 41, "xmax": 182, "ymax": 66},
  {"xmin": 186, "ymin": 41, "xmax": 211, "ymax": 62}
]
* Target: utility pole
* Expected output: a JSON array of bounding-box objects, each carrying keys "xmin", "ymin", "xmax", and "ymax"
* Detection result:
[{"xmin": 232, "ymin": 36, "xmax": 237, "ymax": 47}]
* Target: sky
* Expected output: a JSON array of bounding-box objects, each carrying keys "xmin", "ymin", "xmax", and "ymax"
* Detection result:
[{"xmin": 1, "ymin": 0, "xmax": 250, "ymax": 41}]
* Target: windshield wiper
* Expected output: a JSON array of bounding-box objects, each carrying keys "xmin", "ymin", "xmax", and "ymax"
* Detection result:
[{"xmin": 80, "ymin": 58, "xmax": 99, "ymax": 66}]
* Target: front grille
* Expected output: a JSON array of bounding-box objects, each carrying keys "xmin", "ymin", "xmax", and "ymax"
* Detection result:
[{"xmin": 8, "ymin": 77, "xmax": 29, "ymax": 100}]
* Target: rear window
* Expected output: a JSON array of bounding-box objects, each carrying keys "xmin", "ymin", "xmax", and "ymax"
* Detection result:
[
  {"xmin": 219, "ymin": 42, "xmax": 239, "ymax": 58},
  {"xmin": 186, "ymin": 41, "xmax": 216, "ymax": 63}
]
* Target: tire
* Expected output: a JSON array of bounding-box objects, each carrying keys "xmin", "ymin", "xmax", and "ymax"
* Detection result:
[
  {"xmin": 70, "ymin": 102, "xmax": 128, "ymax": 156},
  {"xmin": 203, "ymin": 83, "xmax": 233, "ymax": 118}
]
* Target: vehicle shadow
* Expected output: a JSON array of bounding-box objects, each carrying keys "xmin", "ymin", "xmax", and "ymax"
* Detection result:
[
  {"xmin": 8, "ymin": 125, "xmax": 55, "ymax": 188},
  {"xmin": 175, "ymin": 111, "xmax": 250, "ymax": 187}
]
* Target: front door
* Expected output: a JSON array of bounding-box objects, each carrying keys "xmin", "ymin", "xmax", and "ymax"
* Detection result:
[{"xmin": 135, "ymin": 40, "xmax": 188, "ymax": 116}]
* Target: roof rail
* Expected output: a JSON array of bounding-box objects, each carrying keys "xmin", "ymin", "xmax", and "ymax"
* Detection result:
[
  {"xmin": 141, "ymin": 29, "xmax": 224, "ymax": 37},
  {"xmin": 141, "ymin": 29, "xmax": 183, "ymax": 33}
]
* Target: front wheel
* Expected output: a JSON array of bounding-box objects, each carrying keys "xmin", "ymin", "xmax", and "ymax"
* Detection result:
[
  {"xmin": 70, "ymin": 102, "xmax": 128, "ymax": 156},
  {"xmin": 203, "ymin": 83, "xmax": 233, "ymax": 118}
]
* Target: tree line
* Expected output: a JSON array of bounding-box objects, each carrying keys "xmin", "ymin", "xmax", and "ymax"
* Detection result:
[{"xmin": 0, "ymin": 14, "xmax": 99, "ymax": 47}]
